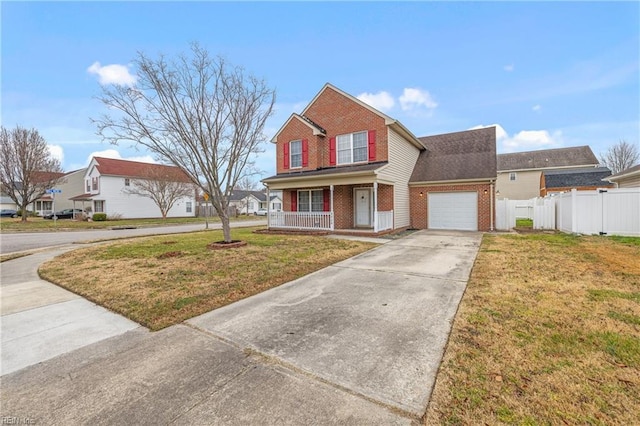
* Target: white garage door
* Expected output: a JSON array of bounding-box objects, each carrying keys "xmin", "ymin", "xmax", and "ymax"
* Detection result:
[{"xmin": 428, "ymin": 192, "xmax": 478, "ymax": 231}]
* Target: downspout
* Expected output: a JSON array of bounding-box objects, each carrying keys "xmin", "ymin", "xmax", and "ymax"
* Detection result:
[{"xmin": 490, "ymin": 181, "xmax": 495, "ymax": 231}]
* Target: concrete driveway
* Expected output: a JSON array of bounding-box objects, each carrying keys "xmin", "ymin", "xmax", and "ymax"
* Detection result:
[{"xmin": 1, "ymin": 230, "xmax": 481, "ymax": 424}]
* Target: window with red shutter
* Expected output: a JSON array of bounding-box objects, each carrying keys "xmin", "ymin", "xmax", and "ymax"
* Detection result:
[
  {"xmin": 329, "ymin": 137, "xmax": 336, "ymax": 165},
  {"xmin": 283, "ymin": 143, "xmax": 290, "ymax": 169},
  {"xmin": 323, "ymin": 188, "xmax": 330, "ymax": 211},
  {"xmin": 302, "ymin": 139, "xmax": 309, "ymax": 167},
  {"xmin": 368, "ymin": 130, "xmax": 376, "ymax": 161}
]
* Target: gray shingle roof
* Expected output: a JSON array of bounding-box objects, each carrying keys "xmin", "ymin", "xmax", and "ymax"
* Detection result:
[
  {"xmin": 262, "ymin": 162, "xmax": 388, "ymax": 182},
  {"xmin": 497, "ymin": 146, "xmax": 598, "ymax": 171},
  {"xmin": 410, "ymin": 127, "xmax": 497, "ymax": 183},
  {"xmin": 606, "ymin": 164, "xmax": 640, "ymax": 180},
  {"xmin": 229, "ymin": 190, "xmax": 266, "ymax": 202},
  {"xmin": 543, "ymin": 167, "xmax": 612, "ymax": 189}
]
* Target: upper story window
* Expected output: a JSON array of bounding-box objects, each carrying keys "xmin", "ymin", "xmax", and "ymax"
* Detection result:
[
  {"xmin": 290, "ymin": 140, "xmax": 302, "ymax": 168},
  {"xmin": 337, "ymin": 131, "xmax": 368, "ymax": 165},
  {"xmin": 124, "ymin": 178, "xmax": 130, "ymax": 187},
  {"xmin": 92, "ymin": 177, "xmax": 99, "ymax": 191},
  {"xmin": 509, "ymin": 172, "xmax": 517, "ymax": 181},
  {"xmin": 86, "ymin": 180, "xmax": 90, "ymax": 192}
]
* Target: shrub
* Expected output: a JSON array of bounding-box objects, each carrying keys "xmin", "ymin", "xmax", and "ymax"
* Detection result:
[{"xmin": 92, "ymin": 213, "xmax": 107, "ymax": 221}]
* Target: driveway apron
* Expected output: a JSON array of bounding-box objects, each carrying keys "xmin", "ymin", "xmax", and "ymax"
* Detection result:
[{"xmin": 188, "ymin": 230, "xmax": 482, "ymax": 417}]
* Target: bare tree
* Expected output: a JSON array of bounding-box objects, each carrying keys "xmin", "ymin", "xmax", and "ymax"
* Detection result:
[
  {"xmin": 0, "ymin": 126, "xmax": 64, "ymax": 222},
  {"xmin": 124, "ymin": 164, "xmax": 195, "ymax": 219},
  {"xmin": 600, "ymin": 139, "xmax": 639, "ymax": 174},
  {"xmin": 93, "ymin": 44, "xmax": 275, "ymax": 242},
  {"xmin": 235, "ymin": 176, "xmax": 260, "ymax": 192}
]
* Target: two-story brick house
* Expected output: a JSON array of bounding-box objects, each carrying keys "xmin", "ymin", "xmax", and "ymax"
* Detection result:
[{"xmin": 262, "ymin": 83, "xmax": 497, "ymax": 233}]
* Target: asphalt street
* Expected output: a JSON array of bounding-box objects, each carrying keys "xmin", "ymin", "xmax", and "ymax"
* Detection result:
[{"xmin": 0, "ymin": 219, "xmax": 267, "ymax": 254}]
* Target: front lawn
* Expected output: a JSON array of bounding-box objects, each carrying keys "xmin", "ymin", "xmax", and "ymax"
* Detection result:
[
  {"xmin": 39, "ymin": 228, "xmax": 376, "ymax": 330},
  {"xmin": 425, "ymin": 233, "xmax": 640, "ymax": 425}
]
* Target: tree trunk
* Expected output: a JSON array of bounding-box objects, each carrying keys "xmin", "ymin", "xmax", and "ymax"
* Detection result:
[
  {"xmin": 20, "ymin": 201, "xmax": 28, "ymax": 222},
  {"xmin": 220, "ymin": 213, "xmax": 232, "ymax": 242}
]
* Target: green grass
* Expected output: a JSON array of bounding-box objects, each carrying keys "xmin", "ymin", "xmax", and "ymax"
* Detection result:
[
  {"xmin": 516, "ymin": 218, "xmax": 533, "ymax": 227},
  {"xmin": 39, "ymin": 227, "xmax": 377, "ymax": 330},
  {"xmin": 425, "ymin": 232, "xmax": 640, "ymax": 425}
]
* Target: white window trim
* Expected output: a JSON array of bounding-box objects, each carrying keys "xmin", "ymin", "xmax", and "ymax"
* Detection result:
[
  {"xmin": 337, "ymin": 131, "xmax": 368, "ymax": 165},
  {"xmin": 297, "ymin": 189, "xmax": 324, "ymax": 212},
  {"xmin": 509, "ymin": 172, "xmax": 517, "ymax": 181},
  {"xmin": 290, "ymin": 140, "xmax": 302, "ymax": 169}
]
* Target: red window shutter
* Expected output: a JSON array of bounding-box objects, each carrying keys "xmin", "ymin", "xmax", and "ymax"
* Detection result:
[
  {"xmin": 323, "ymin": 188, "xmax": 330, "ymax": 212},
  {"xmin": 368, "ymin": 130, "xmax": 376, "ymax": 161},
  {"xmin": 283, "ymin": 143, "xmax": 290, "ymax": 169},
  {"xmin": 302, "ymin": 139, "xmax": 309, "ymax": 167},
  {"xmin": 329, "ymin": 137, "xmax": 336, "ymax": 165},
  {"xmin": 291, "ymin": 191, "xmax": 298, "ymax": 212}
]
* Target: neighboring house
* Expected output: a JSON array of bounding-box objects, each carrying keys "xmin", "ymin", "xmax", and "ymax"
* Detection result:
[
  {"xmin": 496, "ymin": 146, "xmax": 599, "ymax": 200},
  {"xmin": 32, "ymin": 168, "xmax": 87, "ymax": 216},
  {"xmin": 229, "ymin": 190, "xmax": 265, "ymax": 215},
  {"xmin": 0, "ymin": 194, "xmax": 18, "ymax": 210},
  {"xmin": 2, "ymin": 171, "xmax": 66, "ymax": 215},
  {"xmin": 540, "ymin": 167, "xmax": 613, "ymax": 196},
  {"xmin": 262, "ymin": 83, "xmax": 497, "ymax": 233},
  {"xmin": 266, "ymin": 194, "xmax": 283, "ymax": 211},
  {"xmin": 604, "ymin": 164, "xmax": 640, "ymax": 188},
  {"xmin": 228, "ymin": 190, "xmax": 283, "ymax": 214},
  {"xmin": 69, "ymin": 157, "xmax": 196, "ymax": 219}
]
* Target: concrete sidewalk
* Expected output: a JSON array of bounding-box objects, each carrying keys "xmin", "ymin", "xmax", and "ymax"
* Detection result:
[
  {"xmin": 1, "ymin": 230, "xmax": 481, "ymax": 424},
  {"xmin": 1, "ymin": 248, "xmax": 141, "ymax": 375}
]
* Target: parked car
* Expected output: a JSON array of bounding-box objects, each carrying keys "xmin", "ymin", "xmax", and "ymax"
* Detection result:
[
  {"xmin": 254, "ymin": 208, "xmax": 268, "ymax": 216},
  {"xmin": 43, "ymin": 208, "xmax": 84, "ymax": 220},
  {"xmin": 0, "ymin": 209, "xmax": 18, "ymax": 218}
]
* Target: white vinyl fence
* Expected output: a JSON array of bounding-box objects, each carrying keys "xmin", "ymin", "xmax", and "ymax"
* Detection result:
[
  {"xmin": 495, "ymin": 199, "xmax": 534, "ymax": 230},
  {"xmin": 497, "ymin": 188, "xmax": 640, "ymax": 236}
]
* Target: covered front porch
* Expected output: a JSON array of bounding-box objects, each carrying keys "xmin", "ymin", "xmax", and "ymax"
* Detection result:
[{"xmin": 265, "ymin": 182, "xmax": 394, "ymax": 234}]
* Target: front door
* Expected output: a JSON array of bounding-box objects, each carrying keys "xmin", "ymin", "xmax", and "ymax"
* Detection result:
[{"xmin": 355, "ymin": 188, "xmax": 372, "ymax": 227}]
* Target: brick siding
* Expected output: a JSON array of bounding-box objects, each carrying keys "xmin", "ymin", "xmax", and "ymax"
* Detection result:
[
  {"xmin": 275, "ymin": 87, "xmax": 388, "ymax": 175},
  {"xmin": 409, "ymin": 183, "xmax": 495, "ymax": 231}
]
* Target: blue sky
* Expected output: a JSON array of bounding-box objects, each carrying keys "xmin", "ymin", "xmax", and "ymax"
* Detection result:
[{"xmin": 2, "ymin": 2, "xmax": 638, "ymax": 180}]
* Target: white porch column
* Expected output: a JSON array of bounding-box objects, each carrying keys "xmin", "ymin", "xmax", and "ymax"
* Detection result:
[
  {"xmin": 373, "ymin": 182, "xmax": 378, "ymax": 232},
  {"xmin": 266, "ymin": 185, "xmax": 270, "ymax": 229},
  {"xmin": 330, "ymin": 185, "xmax": 334, "ymax": 230}
]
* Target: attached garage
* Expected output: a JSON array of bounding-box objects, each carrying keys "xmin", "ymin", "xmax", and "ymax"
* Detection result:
[{"xmin": 428, "ymin": 191, "xmax": 478, "ymax": 231}]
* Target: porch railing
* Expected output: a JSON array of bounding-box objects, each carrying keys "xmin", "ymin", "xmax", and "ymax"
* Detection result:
[
  {"xmin": 269, "ymin": 211, "xmax": 333, "ymax": 231},
  {"xmin": 375, "ymin": 210, "xmax": 393, "ymax": 232}
]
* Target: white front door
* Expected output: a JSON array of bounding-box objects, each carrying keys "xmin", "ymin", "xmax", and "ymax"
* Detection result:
[{"xmin": 355, "ymin": 188, "xmax": 372, "ymax": 227}]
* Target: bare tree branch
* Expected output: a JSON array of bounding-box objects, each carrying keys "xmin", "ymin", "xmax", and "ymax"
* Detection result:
[
  {"xmin": 600, "ymin": 139, "xmax": 640, "ymax": 175},
  {"xmin": 0, "ymin": 126, "xmax": 64, "ymax": 222},
  {"xmin": 92, "ymin": 44, "xmax": 275, "ymax": 241},
  {"xmin": 123, "ymin": 165, "xmax": 195, "ymax": 219}
]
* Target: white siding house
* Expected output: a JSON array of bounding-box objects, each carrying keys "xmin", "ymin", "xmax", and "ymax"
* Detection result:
[{"xmin": 70, "ymin": 157, "xmax": 196, "ymax": 219}]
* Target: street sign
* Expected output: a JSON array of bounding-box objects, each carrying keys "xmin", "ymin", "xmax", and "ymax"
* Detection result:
[{"xmin": 46, "ymin": 189, "xmax": 62, "ymax": 194}]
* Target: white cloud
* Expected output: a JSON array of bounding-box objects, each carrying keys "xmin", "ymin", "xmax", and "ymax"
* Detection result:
[
  {"xmin": 532, "ymin": 104, "xmax": 542, "ymax": 112},
  {"xmin": 357, "ymin": 91, "xmax": 395, "ymax": 112},
  {"xmin": 504, "ymin": 64, "xmax": 515, "ymax": 72},
  {"xmin": 87, "ymin": 61, "xmax": 137, "ymax": 86},
  {"xmin": 48, "ymin": 144, "xmax": 64, "ymax": 163},
  {"xmin": 85, "ymin": 149, "xmax": 156, "ymax": 165},
  {"xmin": 399, "ymin": 88, "xmax": 438, "ymax": 112},
  {"xmin": 470, "ymin": 124, "xmax": 563, "ymax": 153}
]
